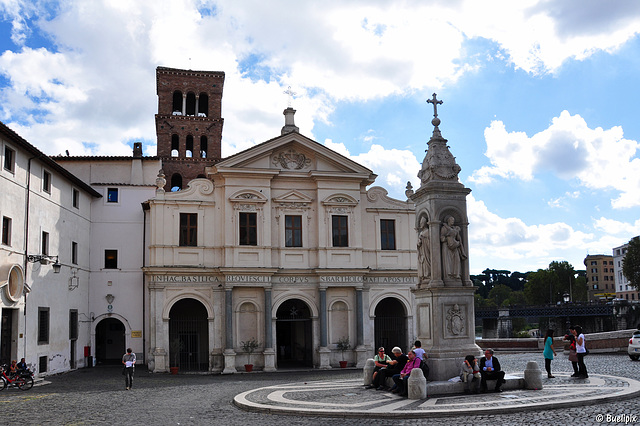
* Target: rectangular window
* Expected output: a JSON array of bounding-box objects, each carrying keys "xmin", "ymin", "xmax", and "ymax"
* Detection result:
[
  {"xmin": 104, "ymin": 249, "xmax": 118, "ymax": 269},
  {"xmin": 285, "ymin": 215, "xmax": 302, "ymax": 247},
  {"xmin": 3, "ymin": 145, "xmax": 15, "ymax": 173},
  {"xmin": 179, "ymin": 213, "xmax": 197, "ymax": 246},
  {"xmin": 43, "ymin": 170, "xmax": 51, "ymax": 193},
  {"xmin": 41, "ymin": 231, "xmax": 49, "ymax": 256},
  {"xmin": 72, "ymin": 188, "xmax": 80, "ymax": 209},
  {"xmin": 69, "ymin": 310, "xmax": 78, "ymax": 340},
  {"xmin": 71, "ymin": 241, "xmax": 78, "ymax": 265},
  {"xmin": 239, "ymin": 212, "xmax": 257, "ymax": 246},
  {"xmin": 38, "ymin": 307, "xmax": 50, "ymax": 344},
  {"xmin": 332, "ymin": 215, "xmax": 348, "ymax": 247},
  {"xmin": 107, "ymin": 187, "xmax": 119, "ymax": 203},
  {"xmin": 1, "ymin": 216, "xmax": 10, "ymax": 246},
  {"xmin": 380, "ymin": 219, "xmax": 396, "ymax": 250},
  {"xmin": 39, "ymin": 356, "xmax": 47, "ymax": 373}
]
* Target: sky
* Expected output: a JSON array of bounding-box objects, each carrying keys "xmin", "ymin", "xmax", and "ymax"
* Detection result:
[{"xmin": 1, "ymin": 0, "xmax": 639, "ymax": 275}]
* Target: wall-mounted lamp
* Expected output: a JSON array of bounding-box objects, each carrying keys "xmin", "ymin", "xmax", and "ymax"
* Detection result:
[{"xmin": 27, "ymin": 254, "xmax": 61, "ymax": 273}]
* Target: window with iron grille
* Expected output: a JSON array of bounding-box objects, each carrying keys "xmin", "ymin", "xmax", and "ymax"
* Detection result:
[
  {"xmin": 39, "ymin": 356, "xmax": 47, "ymax": 373},
  {"xmin": 285, "ymin": 215, "xmax": 302, "ymax": 247},
  {"xmin": 69, "ymin": 310, "xmax": 78, "ymax": 340},
  {"xmin": 38, "ymin": 307, "xmax": 50, "ymax": 344},
  {"xmin": 179, "ymin": 213, "xmax": 197, "ymax": 246},
  {"xmin": 380, "ymin": 219, "xmax": 396, "ymax": 250}
]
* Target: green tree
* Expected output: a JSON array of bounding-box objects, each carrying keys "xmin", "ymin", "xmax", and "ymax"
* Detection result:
[
  {"xmin": 525, "ymin": 269, "xmax": 557, "ymax": 305},
  {"xmin": 488, "ymin": 284, "xmax": 512, "ymax": 306},
  {"xmin": 505, "ymin": 290, "xmax": 526, "ymax": 306},
  {"xmin": 623, "ymin": 236, "xmax": 640, "ymax": 290}
]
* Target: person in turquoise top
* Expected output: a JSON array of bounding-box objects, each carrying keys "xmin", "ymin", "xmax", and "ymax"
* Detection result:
[{"xmin": 543, "ymin": 329, "xmax": 557, "ymax": 378}]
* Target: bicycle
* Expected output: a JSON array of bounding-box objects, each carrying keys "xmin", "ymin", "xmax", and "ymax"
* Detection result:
[{"xmin": 0, "ymin": 365, "xmax": 34, "ymax": 391}]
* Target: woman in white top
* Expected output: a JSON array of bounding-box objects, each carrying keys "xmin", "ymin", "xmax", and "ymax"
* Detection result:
[{"xmin": 572, "ymin": 325, "xmax": 588, "ymax": 378}]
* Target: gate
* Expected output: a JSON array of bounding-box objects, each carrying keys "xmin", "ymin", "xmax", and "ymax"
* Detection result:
[
  {"xmin": 374, "ymin": 298, "xmax": 407, "ymax": 352},
  {"xmin": 169, "ymin": 299, "xmax": 209, "ymax": 371}
]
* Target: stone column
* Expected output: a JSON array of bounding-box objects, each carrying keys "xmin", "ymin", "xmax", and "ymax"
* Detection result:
[
  {"xmin": 182, "ymin": 94, "xmax": 186, "ymax": 116},
  {"xmin": 195, "ymin": 95, "xmax": 199, "ymax": 116},
  {"xmin": 263, "ymin": 288, "xmax": 276, "ymax": 372},
  {"xmin": 222, "ymin": 288, "xmax": 237, "ymax": 374},
  {"xmin": 354, "ymin": 288, "xmax": 368, "ymax": 367},
  {"xmin": 317, "ymin": 287, "xmax": 331, "ymax": 369}
]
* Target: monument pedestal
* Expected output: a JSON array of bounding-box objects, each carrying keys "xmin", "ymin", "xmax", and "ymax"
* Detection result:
[{"xmin": 414, "ymin": 286, "xmax": 481, "ymax": 381}]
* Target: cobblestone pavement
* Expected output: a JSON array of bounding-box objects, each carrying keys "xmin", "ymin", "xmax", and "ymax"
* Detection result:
[{"xmin": 1, "ymin": 353, "xmax": 639, "ymax": 425}]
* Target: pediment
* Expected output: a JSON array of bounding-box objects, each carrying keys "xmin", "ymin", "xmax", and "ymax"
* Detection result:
[
  {"xmin": 229, "ymin": 189, "xmax": 268, "ymax": 204},
  {"xmin": 272, "ymin": 190, "xmax": 314, "ymax": 204},
  {"xmin": 212, "ymin": 133, "xmax": 375, "ymax": 180},
  {"xmin": 163, "ymin": 178, "xmax": 215, "ymax": 199},
  {"xmin": 365, "ymin": 186, "xmax": 414, "ymax": 208}
]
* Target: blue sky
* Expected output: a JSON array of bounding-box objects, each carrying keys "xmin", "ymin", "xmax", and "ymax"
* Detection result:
[{"xmin": 1, "ymin": 0, "xmax": 639, "ymax": 274}]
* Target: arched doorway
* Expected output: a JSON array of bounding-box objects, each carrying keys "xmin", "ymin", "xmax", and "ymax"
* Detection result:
[
  {"xmin": 374, "ymin": 298, "xmax": 407, "ymax": 352},
  {"xmin": 95, "ymin": 318, "xmax": 125, "ymax": 365},
  {"xmin": 169, "ymin": 299, "xmax": 208, "ymax": 371},
  {"xmin": 276, "ymin": 299, "xmax": 312, "ymax": 368}
]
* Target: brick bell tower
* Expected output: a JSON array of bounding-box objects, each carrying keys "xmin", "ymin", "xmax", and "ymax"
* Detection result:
[{"xmin": 155, "ymin": 66, "xmax": 225, "ymax": 191}]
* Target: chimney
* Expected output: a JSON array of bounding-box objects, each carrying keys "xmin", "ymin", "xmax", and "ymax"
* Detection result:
[
  {"xmin": 281, "ymin": 108, "xmax": 299, "ymax": 135},
  {"xmin": 133, "ymin": 142, "xmax": 143, "ymax": 158}
]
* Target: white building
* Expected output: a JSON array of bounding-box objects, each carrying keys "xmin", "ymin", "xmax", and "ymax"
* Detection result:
[
  {"xmin": 613, "ymin": 239, "xmax": 640, "ymax": 301},
  {"xmin": 0, "ymin": 122, "xmax": 101, "ymax": 374}
]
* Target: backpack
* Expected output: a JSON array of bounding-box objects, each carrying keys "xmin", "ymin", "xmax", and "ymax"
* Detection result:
[{"xmin": 420, "ymin": 359, "xmax": 429, "ymax": 380}]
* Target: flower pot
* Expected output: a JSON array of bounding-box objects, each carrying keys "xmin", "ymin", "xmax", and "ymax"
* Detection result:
[
  {"xmin": 244, "ymin": 364, "xmax": 253, "ymax": 372},
  {"xmin": 339, "ymin": 361, "xmax": 348, "ymax": 368},
  {"xmin": 170, "ymin": 366, "xmax": 179, "ymax": 375}
]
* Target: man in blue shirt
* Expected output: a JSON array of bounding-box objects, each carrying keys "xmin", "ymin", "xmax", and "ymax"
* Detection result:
[{"xmin": 479, "ymin": 348, "xmax": 506, "ymax": 392}]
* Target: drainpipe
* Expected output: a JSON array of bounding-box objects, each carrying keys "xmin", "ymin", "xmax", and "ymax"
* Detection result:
[{"xmin": 22, "ymin": 155, "xmax": 38, "ymax": 360}]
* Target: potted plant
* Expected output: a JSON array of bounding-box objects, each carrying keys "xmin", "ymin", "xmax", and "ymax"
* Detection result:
[
  {"xmin": 169, "ymin": 337, "xmax": 183, "ymax": 375},
  {"xmin": 336, "ymin": 336, "xmax": 350, "ymax": 368},
  {"xmin": 241, "ymin": 337, "xmax": 260, "ymax": 372}
]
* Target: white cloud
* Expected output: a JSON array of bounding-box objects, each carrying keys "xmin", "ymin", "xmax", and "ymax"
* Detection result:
[
  {"xmin": 323, "ymin": 140, "xmax": 420, "ymax": 199},
  {"xmin": 470, "ymin": 111, "xmax": 640, "ymax": 208}
]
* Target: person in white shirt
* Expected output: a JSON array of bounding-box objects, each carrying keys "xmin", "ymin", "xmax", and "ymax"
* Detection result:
[
  {"xmin": 122, "ymin": 348, "xmax": 136, "ymax": 390},
  {"xmin": 571, "ymin": 325, "xmax": 589, "ymax": 378},
  {"xmin": 412, "ymin": 340, "xmax": 426, "ymax": 361}
]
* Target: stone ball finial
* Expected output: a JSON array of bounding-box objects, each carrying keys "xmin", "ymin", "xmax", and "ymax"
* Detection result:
[{"xmin": 432, "ymin": 117, "xmax": 441, "ymax": 127}]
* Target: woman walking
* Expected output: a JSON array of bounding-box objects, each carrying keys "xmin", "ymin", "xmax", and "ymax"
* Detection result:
[{"xmin": 543, "ymin": 329, "xmax": 557, "ymax": 378}]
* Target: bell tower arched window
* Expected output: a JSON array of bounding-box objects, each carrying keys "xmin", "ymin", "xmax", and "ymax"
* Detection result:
[
  {"xmin": 200, "ymin": 136, "xmax": 208, "ymax": 158},
  {"xmin": 186, "ymin": 135, "xmax": 194, "ymax": 158},
  {"xmin": 186, "ymin": 92, "xmax": 196, "ymax": 116},
  {"xmin": 172, "ymin": 91, "xmax": 183, "ymax": 115},
  {"xmin": 171, "ymin": 134, "xmax": 179, "ymax": 157},
  {"xmin": 198, "ymin": 93, "xmax": 208, "ymax": 117},
  {"xmin": 171, "ymin": 174, "xmax": 182, "ymax": 192}
]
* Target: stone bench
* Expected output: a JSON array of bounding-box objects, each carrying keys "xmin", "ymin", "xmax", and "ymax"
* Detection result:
[{"xmin": 364, "ymin": 359, "xmax": 542, "ymax": 399}]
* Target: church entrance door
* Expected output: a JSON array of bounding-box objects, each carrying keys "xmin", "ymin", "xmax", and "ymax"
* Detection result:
[
  {"xmin": 95, "ymin": 318, "xmax": 125, "ymax": 365},
  {"xmin": 169, "ymin": 298, "xmax": 209, "ymax": 371},
  {"xmin": 276, "ymin": 299, "xmax": 312, "ymax": 368},
  {"xmin": 374, "ymin": 298, "xmax": 407, "ymax": 352}
]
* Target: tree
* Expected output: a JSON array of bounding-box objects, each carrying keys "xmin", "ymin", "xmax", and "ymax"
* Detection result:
[
  {"xmin": 488, "ymin": 284, "xmax": 512, "ymax": 306},
  {"xmin": 623, "ymin": 236, "xmax": 640, "ymax": 290}
]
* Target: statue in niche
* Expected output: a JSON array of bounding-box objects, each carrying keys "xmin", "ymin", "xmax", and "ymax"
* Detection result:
[
  {"xmin": 417, "ymin": 216, "xmax": 431, "ymax": 280},
  {"xmin": 440, "ymin": 216, "xmax": 467, "ymax": 280}
]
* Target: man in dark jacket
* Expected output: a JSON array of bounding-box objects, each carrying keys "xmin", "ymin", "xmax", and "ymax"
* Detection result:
[
  {"xmin": 479, "ymin": 348, "xmax": 506, "ymax": 392},
  {"xmin": 374, "ymin": 346, "xmax": 408, "ymax": 390}
]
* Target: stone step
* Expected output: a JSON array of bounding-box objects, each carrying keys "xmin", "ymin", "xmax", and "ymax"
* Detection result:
[{"xmin": 426, "ymin": 374, "xmax": 525, "ymax": 396}]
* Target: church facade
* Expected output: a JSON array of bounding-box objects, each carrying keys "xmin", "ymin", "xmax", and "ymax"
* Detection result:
[{"xmin": 1, "ymin": 66, "xmax": 419, "ymax": 374}]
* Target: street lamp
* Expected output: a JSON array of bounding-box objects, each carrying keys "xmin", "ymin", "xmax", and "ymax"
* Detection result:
[{"xmin": 26, "ymin": 254, "xmax": 61, "ymax": 273}]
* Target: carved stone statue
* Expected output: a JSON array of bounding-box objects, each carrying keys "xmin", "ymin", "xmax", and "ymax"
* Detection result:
[
  {"xmin": 440, "ymin": 216, "xmax": 467, "ymax": 280},
  {"xmin": 417, "ymin": 217, "xmax": 431, "ymax": 280}
]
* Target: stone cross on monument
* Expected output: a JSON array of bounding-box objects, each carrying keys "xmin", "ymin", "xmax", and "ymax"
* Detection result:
[{"xmin": 410, "ymin": 94, "xmax": 481, "ymax": 381}]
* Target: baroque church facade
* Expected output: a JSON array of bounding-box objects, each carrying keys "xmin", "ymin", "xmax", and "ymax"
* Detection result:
[{"xmin": 1, "ymin": 67, "xmax": 419, "ymax": 374}]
